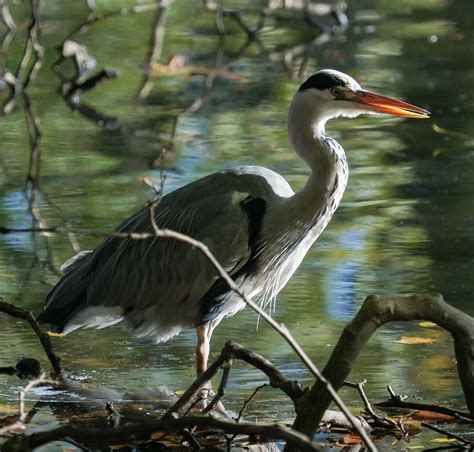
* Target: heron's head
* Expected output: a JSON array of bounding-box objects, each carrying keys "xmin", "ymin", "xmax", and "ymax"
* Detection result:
[{"xmin": 295, "ymin": 69, "xmax": 430, "ymax": 124}]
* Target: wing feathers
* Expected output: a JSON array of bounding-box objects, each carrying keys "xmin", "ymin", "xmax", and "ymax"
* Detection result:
[{"xmin": 39, "ymin": 169, "xmax": 278, "ymax": 341}]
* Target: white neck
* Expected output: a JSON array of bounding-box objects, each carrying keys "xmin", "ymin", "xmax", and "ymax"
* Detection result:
[{"xmin": 286, "ymin": 91, "xmax": 349, "ymax": 227}]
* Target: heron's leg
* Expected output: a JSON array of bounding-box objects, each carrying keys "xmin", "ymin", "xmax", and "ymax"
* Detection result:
[
  {"xmin": 195, "ymin": 322, "xmax": 226, "ymax": 412},
  {"xmin": 196, "ymin": 321, "xmax": 219, "ymax": 375},
  {"xmin": 195, "ymin": 323, "xmax": 211, "ymax": 376}
]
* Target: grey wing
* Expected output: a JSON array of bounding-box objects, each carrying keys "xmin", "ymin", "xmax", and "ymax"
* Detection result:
[{"xmin": 39, "ymin": 172, "xmax": 265, "ymax": 342}]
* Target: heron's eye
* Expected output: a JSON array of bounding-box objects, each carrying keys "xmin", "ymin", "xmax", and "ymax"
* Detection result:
[{"xmin": 330, "ymin": 87, "xmax": 342, "ymax": 97}]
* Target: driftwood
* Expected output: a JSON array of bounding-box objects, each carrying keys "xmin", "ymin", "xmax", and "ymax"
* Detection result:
[{"xmin": 292, "ymin": 293, "xmax": 474, "ymax": 442}]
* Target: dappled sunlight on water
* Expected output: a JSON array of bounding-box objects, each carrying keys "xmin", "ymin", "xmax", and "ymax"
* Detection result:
[{"xmin": 0, "ymin": 0, "xmax": 473, "ymax": 448}]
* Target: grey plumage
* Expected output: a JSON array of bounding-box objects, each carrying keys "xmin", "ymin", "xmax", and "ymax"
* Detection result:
[{"xmin": 38, "ymin": 166, "xmax": 294, "ymax": 343}]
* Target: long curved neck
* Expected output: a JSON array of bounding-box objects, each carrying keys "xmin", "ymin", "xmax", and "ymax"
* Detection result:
[{"xmin": 286, "ymin": 92, "xmax": 348, "ymax": 227}]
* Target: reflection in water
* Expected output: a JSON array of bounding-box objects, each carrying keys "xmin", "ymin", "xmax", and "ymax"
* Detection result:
[
  {"xmin": 0, "ymin": 0, "xmax": 473, "ymax": 448},
  {"xmin": 325, "ymin": 227, "xmax": 367, "ymax": 321}
]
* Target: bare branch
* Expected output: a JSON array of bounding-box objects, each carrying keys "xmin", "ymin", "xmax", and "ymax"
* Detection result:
[
  {"xmin": 292, "ymin": 294, "xmax": 474, "ymax": 441},
  {"xmin": 3, "ymin": 413, "xmax": 320, "ymax": 451},
  {"xmin": 376, "ymin": 385, "xmax": 473, "ymax": 422},
  {"xmin": 0, "ymin": 0, "xmax": 16, "ymax": 31},
  {"xmin": 164, "ymin": 341, "xmax": 304, "ymax": 417},
  {"xmin": 236, "ymin": 383, "xmax": 268, "ymax": 422},
  {"xmin": 0, "ymin": 298, "xmax": 62, "ymax": 374},
  {"xmin": 0, "ymin": 71, "xmax": 21, "ymax": 116},
  {"xmin": 201, "ymin": 359, "xmax": 231, "ymax": 413},
  {"xmin": 61, "ymin": 1, "xmax": 167, "ymax": 45},
  {"xmin": 343, "ymin": 379, "xmax": 396, "ymax": 429},
  {"xmin": 22, "ymin": 0, "xmax": 44, "ymax": 90}
]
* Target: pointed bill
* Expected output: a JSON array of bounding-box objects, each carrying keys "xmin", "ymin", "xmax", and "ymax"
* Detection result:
[{"xmin": 352, "ymin": 90, "xmax": 431, "ymax": 119}]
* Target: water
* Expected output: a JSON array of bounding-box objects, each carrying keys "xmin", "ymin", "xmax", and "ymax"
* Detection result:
[{"xmin": 0, "ymin": 0, "xmax": 473, "ymax": 449}]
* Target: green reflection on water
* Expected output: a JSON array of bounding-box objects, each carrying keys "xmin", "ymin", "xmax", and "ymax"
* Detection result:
[{"xmin": 0, "ymin": 0, "xmax": 473, "ymax": 448}]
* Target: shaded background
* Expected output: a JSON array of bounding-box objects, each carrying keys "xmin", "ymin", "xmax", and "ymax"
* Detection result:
[{"xmin": 0, "ymin": 0, "xmax": 473, "ymax": 449}]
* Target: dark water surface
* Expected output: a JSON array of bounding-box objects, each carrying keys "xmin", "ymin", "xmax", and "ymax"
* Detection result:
[{"xmin": 0, "ymin": 0, "xmax": 473, "ymax": 449}]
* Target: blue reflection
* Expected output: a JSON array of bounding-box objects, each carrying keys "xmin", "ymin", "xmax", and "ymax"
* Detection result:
[
  {"xmin": 325, "ymin": 228, "xmax": 366, "ymax": 321},
  {"xmin": 0, "ymin": 190, "xmax": 34, "ymax": 251}
]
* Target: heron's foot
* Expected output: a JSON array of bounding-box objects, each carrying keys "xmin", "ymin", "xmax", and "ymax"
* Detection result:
[
  {"xmin": 197, "ymin": 383, "xmax": 226, "ymax": 414},
  {"xmin": 197, "ymin": 381, "xmax": 211, "ymax": 398}
]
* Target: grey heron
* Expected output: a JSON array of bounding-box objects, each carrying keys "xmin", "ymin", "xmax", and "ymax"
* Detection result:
[{"xmin": 38, "ymin": 70, "xmax": 430, "ymax": 375}]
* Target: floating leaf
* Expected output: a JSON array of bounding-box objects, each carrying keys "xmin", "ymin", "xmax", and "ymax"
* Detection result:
[
  {"xmin": 418, "ymin": 321, "xmax": 437, "ymax": 328},
  {"xmin": 397, "ymin": 336, "xmax": 434, "ymax": 345},
  {"xmin": 408, "ymin": 410, "xmax": 454, "ymax": 421},
  {"xmin": 338, "ymin": 434, "xmax": 362, "ymax": 445},
  {"xmin": 432, "ymin": 123, "xmax": 472, "ymax": 140},
  {"xmin": 431, "ymin": 437, "xmax": 457, "ymax": 443}
]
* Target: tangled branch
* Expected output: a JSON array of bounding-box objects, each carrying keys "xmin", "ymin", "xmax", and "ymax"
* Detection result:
[
  {"xmin": 292, "ymin": 294, "xmax": 474, "ymax": 441},
  {"xmin": 0, "ymin": 220, "xmax": 376, "ymax": 450},
  {"xmin": 3, "ymin": 413, "xmax": 319, "ymax": 451}
]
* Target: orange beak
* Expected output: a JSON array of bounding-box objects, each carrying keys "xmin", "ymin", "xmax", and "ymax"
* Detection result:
[{"xmin": 351, "ymin": 90, "xmax": 430, "ymax": 119}]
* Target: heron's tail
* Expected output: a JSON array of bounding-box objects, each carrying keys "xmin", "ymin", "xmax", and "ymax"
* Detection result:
[{"xmin": 37, "ymin": 258, "xmax": 90, "ymax": 333}]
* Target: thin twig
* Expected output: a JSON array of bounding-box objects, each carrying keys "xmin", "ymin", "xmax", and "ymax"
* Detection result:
[
  {"xmin": 22, "ymin": 0, "xmax": 44, "ymax": 90},
  {"xmin": 23, "ymin": 91, "xmax": 42, "ymax": 184},
  {"xmin": 376, "ymin": 385, "xmax": 473, "ymax": 422},
  {"xmin": 202, "ymin": 359, "xmax": 232, "ymax": 413},
  {"xmin": 13, "ymin": 258, "xmax": 38, "ymax": 304},
  {"xmin": 236, "ymin": 383, "xmax": 268, "ymax": 422},
  {"xmin": 61, "ymin": 1, "xmax": 166, "ymax": 45},
  {"xmin": 0, "ymin": 374, "xmax": 57, "ymax": 436},
  {"xmin": 421, "ymin": 422, "xmax": 474, "ymax": 447},
  {"xmin": 138, "ymin": 1, "xmax": 171, "ymax": 99},
  {"xmin": 36, "ymin": 184, "xmax": 81, "ymax": 253},
  {"xmin": 343, "ymin": 379, "xmax": 396, "ymax": 428},
  {"xmin": 0, "ymin": 299, "xmax": 62, "ymax": 373}
]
